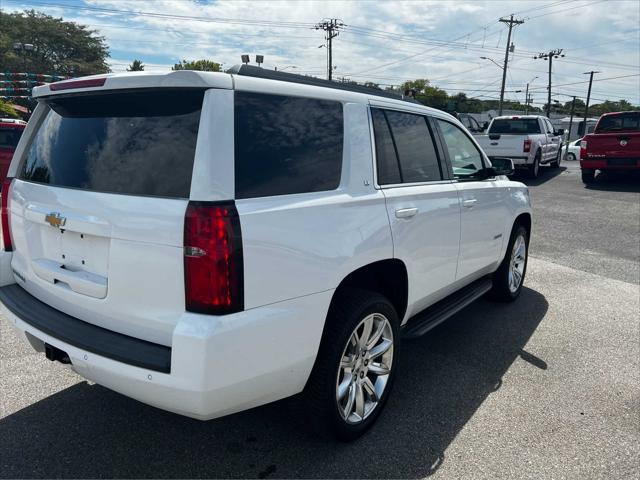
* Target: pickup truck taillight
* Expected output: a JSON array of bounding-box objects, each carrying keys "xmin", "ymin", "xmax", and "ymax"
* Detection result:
[
  {"xmin": 523, "ymin": 139, "xmax": 532, "ymax": 153},
  {"xmin": 580, "ymin": 140, "xmax": 587, "ymax": 159},
  {"xmin": 183, "ymin": 201, "xmax": 244, "ymax": 315},
  {"xmin": 1, "ymin": 177, "xmax": 13, "ymax": 252}
]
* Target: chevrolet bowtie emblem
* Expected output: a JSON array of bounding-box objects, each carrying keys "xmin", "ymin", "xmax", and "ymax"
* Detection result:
[{"xmin": 45, "ymin": 212, "xmax": 67, "ymax": 228}]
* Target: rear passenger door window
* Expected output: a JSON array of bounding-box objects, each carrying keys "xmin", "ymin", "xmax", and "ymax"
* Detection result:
[
  {"xmin": 371, "ymin": 108, "xmax": 443, "ymax": 185},
  {"xmin": 234, "ymin": 92, "xmax": 343, "ymax": 199},
  {"xmin": 436, "ymin": 119, "xmax": 486, "ymax": 180}
]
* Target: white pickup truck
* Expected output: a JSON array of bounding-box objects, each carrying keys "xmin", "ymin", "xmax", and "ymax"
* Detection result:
[{"xmin": 476, "ymin": 115, "xmax": 563, "ymax": 178}]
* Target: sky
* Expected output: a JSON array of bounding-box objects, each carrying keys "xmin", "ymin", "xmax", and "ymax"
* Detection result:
[{"xmin": 4, "ymin": 0, "xmax": 640, "ymax": 107}]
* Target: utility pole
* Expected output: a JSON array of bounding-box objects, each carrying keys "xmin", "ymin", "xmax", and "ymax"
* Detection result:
[
  {"xmin": 567, "ymin": 96, "xmax": 576, "ymax": 143},
  {"xmin": 535, "ymin": 49, "xmax": 564, "ymax": 117},
  {"xmin": 315, "ymin": 19, "xmax": 344, "ymax": 81},
  {"xmin": 497, "ymin": 15, "xmax": 524, "ymax": 115},
  {"xmin": 524, "ymin": 75, "xmax": 538, "ymax": 116},
  {"xmin": 582, "ymin": 70, "xmax": 600, "ymax": 136}
]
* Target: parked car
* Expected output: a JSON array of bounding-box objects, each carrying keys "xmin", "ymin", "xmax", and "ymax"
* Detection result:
[
  {"xmin": 0, "ymin": 67, "xmax": 532, "ymax": 440},
  {"xmin": 562, "ymin": 138, "xmax": 582, "ymax": 161},
  {"xmin": 476, "ymin": 115, "xmax": 564, "ymax": 178},
  {"xmin": 0, "ymin": 119, "xmax": 26, "ymax": 186},
  {"xmin": 580, "ymin": 111, "xmax": 640, "ymax": 184}
]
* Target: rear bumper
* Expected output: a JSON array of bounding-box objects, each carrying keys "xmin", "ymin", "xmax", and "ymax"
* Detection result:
[
  {"xmin": 1, "ymin": 281, "xmax": 332, "ymax": 420},
  {"xmin": 580, "ymin": 158, "xmax": 640, "ymax": 170},
  {"xmin": 489, "ymin": 155, "xmax": 531, "ymax": 166}
]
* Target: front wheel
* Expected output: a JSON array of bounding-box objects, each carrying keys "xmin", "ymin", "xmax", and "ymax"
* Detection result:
[
  {"xmin": 303, "ymin": 290, "xmax": 400, "ymax": 440},
  {"xmin": 566, "ymin": 153, "xmax": 576, "ymax": 161},
  {"xmin": 490, "ymin": 224, "xmax": 529, "ymax": 302}
]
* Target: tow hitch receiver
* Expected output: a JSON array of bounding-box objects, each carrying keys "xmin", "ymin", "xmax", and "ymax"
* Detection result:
[{"xmin": 45, "ymin": 343, "xmax": 71, "ymax": 364}]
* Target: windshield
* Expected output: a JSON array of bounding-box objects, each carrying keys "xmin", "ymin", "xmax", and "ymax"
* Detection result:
[
  {"xmin": 595, "ymin": 112, "xmax": 640, "ymax": 133},
  {"xmin": 20, "ymin": 89, "xmax": 204, "ymax": 198},
  {"xmin": 0, "ymin": 128, "xmax": 23, "ymax": 149},
  {"xmin": 489, "ymin": 118, "xmax": 541, "ymax": 134}
]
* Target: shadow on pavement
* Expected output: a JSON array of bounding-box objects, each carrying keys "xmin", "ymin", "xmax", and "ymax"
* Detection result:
[
  {"xmin": 513, "ymin": 166, "xmax": 566, "ymax": 187},
  {"xmin": 0, "ymin": 287, "xmax": 548, "ymax": 479},
  {"xmin": 585, "ymin": 170, "xmax": 640, "ymax": 193}
]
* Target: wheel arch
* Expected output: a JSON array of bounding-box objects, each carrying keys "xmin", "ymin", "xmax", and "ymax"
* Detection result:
[{"xmin": 328, "ymin": 259, "xmax": 409, "ymax": 324}]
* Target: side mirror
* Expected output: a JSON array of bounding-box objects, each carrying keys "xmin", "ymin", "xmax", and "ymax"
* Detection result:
[
  {"xmin": 488, "ymin": 157, "xmax": 514, "ymax": 176},
  {"xmin": 556, "ymin": 128, "xmax": 565, "ymax": 136},
  {"xmin": 483, "ymin": 121, "xmax": 489, "ymax": 131}
]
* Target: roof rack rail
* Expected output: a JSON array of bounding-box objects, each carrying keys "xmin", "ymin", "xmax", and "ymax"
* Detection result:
[{"xmin": 226, "ymin": 64, "xmax": 419, "ymax": 103}]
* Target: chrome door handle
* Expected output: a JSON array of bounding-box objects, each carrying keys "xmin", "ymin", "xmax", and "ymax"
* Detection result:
[
  {"xmin": 395, "ymin": 207, "xmax": 418, "ymax": 219},
  {"xmin": 462, "ymin": 199, "xmax": 478, "ymax": 208}
]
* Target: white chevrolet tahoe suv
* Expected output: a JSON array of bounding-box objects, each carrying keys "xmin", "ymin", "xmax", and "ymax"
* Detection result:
[
  {"xmin": 0, "ymin": 66, "xmax": 532, "ymax": 440},
  {"xmin": 476, "ymin": 115, "xmax": 563, "ymax": 178}
]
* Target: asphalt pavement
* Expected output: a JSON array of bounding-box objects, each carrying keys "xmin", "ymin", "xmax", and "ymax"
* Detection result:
[{"xmin": 1, "ymin": 160, "xmax": 638, "ymax": 479}]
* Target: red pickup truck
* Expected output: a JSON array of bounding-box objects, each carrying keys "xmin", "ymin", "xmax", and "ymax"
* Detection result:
[
  {"xmin": 0, "ymin": 119, "xmax": 26, "ymax": 185},
  {"xmin": 580, "ymin": 111, "xmax": 640, "ymax": 184}
]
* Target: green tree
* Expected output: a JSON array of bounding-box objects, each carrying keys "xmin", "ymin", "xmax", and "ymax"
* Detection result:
[
  {"xmin": 0, "ymin": 100, "xmax": 19, "ymax": 119},
  {"xmin": 127, "ymin": 59, "xmax": 145, "ymax": 71},
  {"xmin": 0, "ymin": 10, "xmax": 110, "ymax": 77},
  {"xmin": 172, "ymin": 59, "xmax": 222, "ymax": 72}
]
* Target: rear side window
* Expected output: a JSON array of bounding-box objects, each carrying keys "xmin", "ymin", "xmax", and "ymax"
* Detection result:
[
  {"xmin": 489, "ymin": 118, "xmax": 541, "ymax": 134},
  {"xmin": 371, "ymin": 109, "xmax": 401, "ymax": 185},
  {"xmin": 372, "ymin": 108, "xmax": 442, "ymax": 184},
  {"xmin": 234, "ymin": 92, "xmax": 343, "ymax": 199},
  {"xmin": 19, "ymin": 89, "xmax": 204, "ymax": 198},
  {"xmin": 596, "ymin": 112, "xmax": 640, "ymax": 132},
  {"xmin": 0, "ymin": 128, "xmax": 22, "ymax": 149}
]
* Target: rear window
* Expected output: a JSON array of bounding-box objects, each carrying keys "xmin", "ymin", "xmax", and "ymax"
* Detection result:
[
  {"xmin": 0, "ymin": 128, "xmax": 23, "ymax": 149},
  {"xmin": 19, "ymin": 89, "xmax": 204, "ymax": 198},
  {"xmin": 595, "ymin": 112, "xmax": 640, "ymax": 133},
  {"xmin": 489, "ymin": 118, "xmax": 541, "ymax": 134},
  {"xmin": 234, "ymin": 92, "xmax": 343, "ymax": 199}
]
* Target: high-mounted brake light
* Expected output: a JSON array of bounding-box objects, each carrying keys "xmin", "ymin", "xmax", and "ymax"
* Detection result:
[
  {"xmin": 1, "ymin": 177, "xmax": 14, "ymax": 251},
  {"xmin": 523, "ymin": 139, "xmax": 532, "ymax": 153},
  {"xmin": 50, "ymin": 78, "xmax": 106, "ymax": 91},
  {"xmin": 184, "ymin": 202, "xmax": 244, "ymax": 315}
]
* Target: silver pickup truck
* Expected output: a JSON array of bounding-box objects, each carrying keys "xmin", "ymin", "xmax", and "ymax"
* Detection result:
[{"xmin": 476, "ymin": 115, "xmax": 563, "ymax": 178}]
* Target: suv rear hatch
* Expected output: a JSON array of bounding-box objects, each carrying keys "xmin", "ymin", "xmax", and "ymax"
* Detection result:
[{"xmin": 7, "ymin": 88, "xmax": 206, "ymax": 346}]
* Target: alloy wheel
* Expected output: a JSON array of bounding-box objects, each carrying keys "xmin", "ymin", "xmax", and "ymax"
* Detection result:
[
  {"xmin": 508, "ymin": 234, "xmax": 527, "ymax": 293},
  {"xmin": 335, "ymin": 313, "xmax": 394, "ymax": 424}
]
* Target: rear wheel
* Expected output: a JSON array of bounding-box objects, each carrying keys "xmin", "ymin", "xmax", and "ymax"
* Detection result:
[
  {"xmin": 550, "ymin": 148, "xmax": 561, "ymax": 168},
  {"xmin": 582, "ymin": 169, "xmax": 596, "ymax": 184},
  {"xmin": 490, "ymin": 224, "xmax": 528, "ymax": 302},
  {"xmin": 303, "ymin": 289, "xmax": 400, "ymax": 441},
  {"xmin": 566, "ymin": 153, "xmax": 576, "ymax": 161},
  {"xmin": 528, "ymin": 151, "xmax": 541, "ymax": 178}
]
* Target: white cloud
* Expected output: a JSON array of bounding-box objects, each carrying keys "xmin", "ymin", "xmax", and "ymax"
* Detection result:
[{"xmin": 6, "ymin": 0, "xmax": 640, "ymax": 104}]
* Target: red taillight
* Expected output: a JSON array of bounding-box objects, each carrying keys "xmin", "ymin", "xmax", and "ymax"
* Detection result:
[
  {"xmin": 184, "ymin": 201, "xmax": 244, "ymax": 315},
  {"xmin": 580, "ymin": 140, "xmax": 587, "ymax": 159},
  {"xmin": 1, "ymin": 177, "xmax": 13, "ymax": 252},
  {"xmin": 49, "ymin": 77, "xmax": 106, "ymax": 91},
  {"xmin": 523, "ymin": 139, "xmax": 532, "ymax": 153}
]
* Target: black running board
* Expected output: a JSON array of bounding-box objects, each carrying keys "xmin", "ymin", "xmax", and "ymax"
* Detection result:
[{"xmin": 402, "ymin": 277, "xmax": 493, "ymax": 339}]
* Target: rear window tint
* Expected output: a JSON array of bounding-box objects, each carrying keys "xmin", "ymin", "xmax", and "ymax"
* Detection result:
[
  {"xmin": 234, "ymin": 92, "xmax": 343, "ymax": 199},
  {"xmin": 489, "ymin": 118, "xmax": 541, "ymax": 134},
  {"xmin": 19, "ymin": 89, "xmax": 204, "ymax": 198},
  {"xmin": 0, "ymin": 128, "xmax": 23, "ymax": 149},
  {"xmin": 371, "ymin": 108, "xmax": 401, "ymax": 185},
  {"xmin": 596, "ymin": 112, "xmax": 640, "ymax": 132}
]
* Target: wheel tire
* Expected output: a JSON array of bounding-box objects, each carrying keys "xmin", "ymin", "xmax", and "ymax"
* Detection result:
[
  {"xmin": 582, "ymin": 169, "xmax": 596, "ymax": 184},
  {"xmin": 528, "ymin": 151, "xmax": 541, "ymax": 178},
  {"xmin": 489, "ymin": 224, "xmax": 529, "ymax": 302},
  {"xmin": 302, "ymin": 289, "xmax": 400, "ymax": 441},
  {"xmin": 566, "ymin": 153, "xmax": 576, "ymax": 161},
  {"xmin": 550, "ymin": 148, "xmax": 561, "ymax": 168}
]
